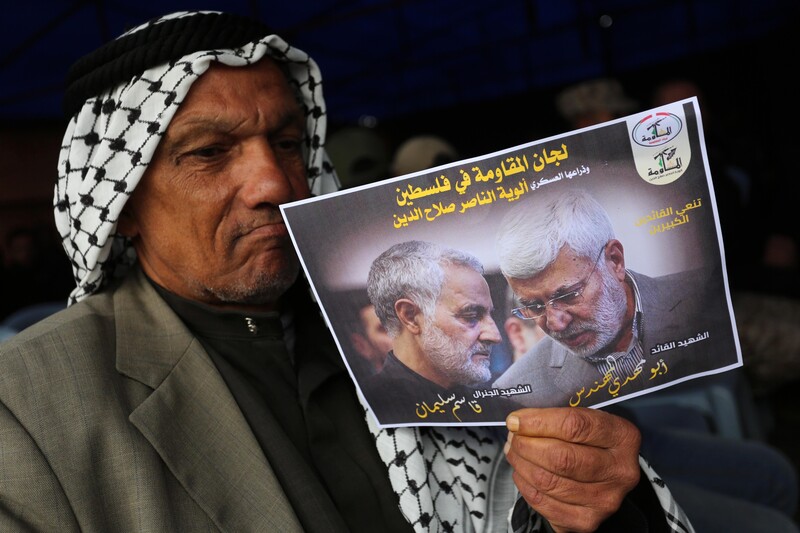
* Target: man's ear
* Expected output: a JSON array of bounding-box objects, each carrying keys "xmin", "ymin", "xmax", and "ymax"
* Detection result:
[
  {"xmin": 395, "ymin": 299, "xmax": 422, "ymax": 334},
  {"xmin": 605, "ymin": 239, "xmax": 626, "ymax": 280},
  {"xmin": 116, "ymin": 205, "xmax": 139, "ymax": 238}
]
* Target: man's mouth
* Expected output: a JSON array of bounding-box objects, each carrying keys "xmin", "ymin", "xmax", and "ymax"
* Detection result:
[
  {"xmin": 234, "ymin": 220, "xmax": 288, "ymax": 242},
  {"xmin": 553, "ymin": 329, "xmax": 590, "ymax": 349},
  {"xmin": 246, "ymin": 223, "xmax": 287, "ymax": 238},
  {"xmin": 470, "ymin": 345, "xmax": 492, "ymax": 361}
]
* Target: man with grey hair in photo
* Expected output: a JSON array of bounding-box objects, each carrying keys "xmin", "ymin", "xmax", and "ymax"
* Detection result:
[
  {"xmin": 494, "ymin": 186, "xmax": 799, "ymax": 531},
  {"xmin": 361, "ymin": 240, "xmax": 517, "ymax": 424},
  {"xmin": 493, "ymin": 186, "xmax": 736, "ymax": 407}
]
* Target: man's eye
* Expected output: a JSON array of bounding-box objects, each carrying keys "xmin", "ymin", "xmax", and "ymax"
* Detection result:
[
  {"xmin": 556, "ymin": 290, "xmax": 583, "ymax": 305},
  {"xmin": 459, "ymin": 312, "xmax": 483, "ymax": 325},
  {"xmin": 188, "ymin": 146, "xmax": 226, "ymax": 158},
  {"xmin": 273, "ymin": 138, "xmax": 304, "ymax": 154}
]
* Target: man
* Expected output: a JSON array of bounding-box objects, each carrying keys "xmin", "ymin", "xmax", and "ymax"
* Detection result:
[
  {"xmin": 362, "ymin": 240, "xmax": 518, "ymax": 425},
  {"xmin": 496, "ymin": 236, "xmax": 800, "ymax": 530},
  {"xmin": 502, "ymin": 286, "xmax": 547, "ymax": 364},
  {"xmin": 0, "ymin": 10, "xmax": 690, "ymax": 533},
  {"xmin": 493, "ymin": 187, "xmax": 738, "ymax": 407},
  {"xmin": 390, "ymin": 134, "xmax": 460, "ymax": 176},
  {"xmin": 345, "ymin": 295, "xmax": 393, "ymax": 380},
  {"xmin": 554, "ymin": 77, "xmax": 638, "ymax": 130}
]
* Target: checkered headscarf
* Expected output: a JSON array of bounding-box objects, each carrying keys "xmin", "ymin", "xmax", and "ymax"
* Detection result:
[{"xmin": 55, "ymin": 11, "xmax": 340, "ymax": 305}]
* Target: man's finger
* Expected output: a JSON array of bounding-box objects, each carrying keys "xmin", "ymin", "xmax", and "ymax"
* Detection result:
[
  {"xmin": 506, "ymin": 407, "xmax": 639, "ymax": 449},
  {"xmin": 507, "ymin": 434, "xmax": 618, "ymax": 483}
]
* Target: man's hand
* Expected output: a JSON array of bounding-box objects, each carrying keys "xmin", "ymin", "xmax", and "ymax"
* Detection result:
[{"xmin": 504, "ymin": 407, "xmax": 641, "ymax": 533}]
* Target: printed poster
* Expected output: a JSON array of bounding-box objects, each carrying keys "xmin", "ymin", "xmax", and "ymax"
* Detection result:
[{"xmin": 281, "ymin": 97, "xmax": 742, "ymax": 428}]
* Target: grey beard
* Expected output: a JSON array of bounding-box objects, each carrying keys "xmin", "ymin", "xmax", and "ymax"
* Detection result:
[
  {"xmin": 552, "ymin": 266, "xmax": 628, "ymax": 358},
  {"xmin": 420, "ymin": 321, "xmax": 492, "ymax": 386}
]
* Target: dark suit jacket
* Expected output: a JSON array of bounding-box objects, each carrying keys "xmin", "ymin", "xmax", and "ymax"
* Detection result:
[
  {"xmin": 0, "ymin": 268, "xmax": 305, "ymax": 532},
  {"xmin": 493, "ymin": 268, "xmax": 739, "ymax": 408}
]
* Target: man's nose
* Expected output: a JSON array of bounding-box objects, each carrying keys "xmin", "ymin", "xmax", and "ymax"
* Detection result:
[
  {"xmin": 239, "ymin": 139, "xmax": 306, "ymax": 207},
  {"xmin": 542, "ymin": 305, "xmax": 571, "ymax": 332},
  {"xmin": 480, "ymin": 316, "xmax": 503, "ymax": 344}
]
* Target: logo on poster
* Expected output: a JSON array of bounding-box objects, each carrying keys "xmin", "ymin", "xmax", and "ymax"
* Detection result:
[{"xmin": 632, "ymin": 112, "xmax": 682, "ymax": 147}]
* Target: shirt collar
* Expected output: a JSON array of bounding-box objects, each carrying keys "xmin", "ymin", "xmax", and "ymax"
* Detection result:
[{"xmin": 146, "ymin": 276, "xmax": 286, "ymax": 341}]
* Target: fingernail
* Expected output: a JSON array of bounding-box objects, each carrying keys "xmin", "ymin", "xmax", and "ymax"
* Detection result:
[
  {"xmin": 506, "ymin": 415, "xmax": 519, "ymax": 432},
  {"xmin": 503, "ymin": 441, "xmax": 511, "ymax": 455}
]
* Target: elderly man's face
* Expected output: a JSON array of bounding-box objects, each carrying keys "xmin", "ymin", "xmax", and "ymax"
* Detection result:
[
  {"xmin": 507, "ymin": 245, "xmax": 628, "ymax": 357},
  {"xmin": 120, "ymin": 59, "xmax": 310, "ymax": 310},
  {"xmin": 419, "ymin": 264, "xmax": 502, "ymax": 387}
]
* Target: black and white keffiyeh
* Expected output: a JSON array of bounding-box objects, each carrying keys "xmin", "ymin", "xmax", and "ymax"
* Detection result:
[
  {"xmin": 360, "ymin": 392, "xmax": 511, "ymax": 532},
  {"xmin": 53, "ymin": 10, "xmax": 694, "ymax": 532},
  {"xmin": 357, "ymin": 391, "xmax": 695, "ymax": 533},
  {"xmin": 55, "ymin": 10, "xmax": 339, "ymax": 305}
]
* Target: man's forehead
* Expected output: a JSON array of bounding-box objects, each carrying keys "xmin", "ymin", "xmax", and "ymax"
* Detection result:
[
  {"xmin": 201, "ymin": 56, "xmax": 284, "ymax": 77},
  {"xmin": 509, "ymin": 257, "xmax": 590, "ymax": 302},
  {"xmin": 439, "ymin": 265, "xmax": 492, "ymax": 302},
  {"xmin": 178, "ymin": 58, "xmax": 291, "ymax": 106},
  {"xmin": 165, "ymin": 59, "xmax": 301, "ymax": 133}
]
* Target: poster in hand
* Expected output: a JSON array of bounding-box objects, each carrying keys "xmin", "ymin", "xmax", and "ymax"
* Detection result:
[{"xmin": 281, "ymin": 97, "xmax": 742, "ymax": 428}]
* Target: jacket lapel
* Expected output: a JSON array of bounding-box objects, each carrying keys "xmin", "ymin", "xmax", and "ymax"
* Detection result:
[
  {"xmin": 554, "ymin": 345, "xmax": 605, "ymax": 402},
  {"xmin": 114, "ymin": 269, "xmax": 303, "ymax": 533}
]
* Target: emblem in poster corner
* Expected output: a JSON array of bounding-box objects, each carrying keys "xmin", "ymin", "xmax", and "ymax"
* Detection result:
[{"xmin": 628, "ymin": 106, "xmax": 691, "ymax": 185}]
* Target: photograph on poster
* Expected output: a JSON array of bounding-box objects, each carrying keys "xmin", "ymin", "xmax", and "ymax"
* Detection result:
[{"xmin": 281, "ymin": 97, "xmax": 742, "ymax": 428}]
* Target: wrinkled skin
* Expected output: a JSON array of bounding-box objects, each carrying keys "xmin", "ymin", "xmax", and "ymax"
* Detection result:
[
  {"xmin": 394, "ymin": 263, "xmax": 502, "ymax": 388},
  {"xmin": 119, "ymin": 58, "xmax": 310, "ymax": 312},
  {"xmin": 505, "ymin": 407, "xmax": 642, "ymax": 533}
]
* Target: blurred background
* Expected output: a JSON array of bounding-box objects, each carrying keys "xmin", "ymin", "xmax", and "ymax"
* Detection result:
[
  {"xmin": 2, "ymin": 0, "xmax": 800, "ymax": 522},
  {"xmin": 2, "ymin": 1, "xmax": 797, "ymax": 247}
]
